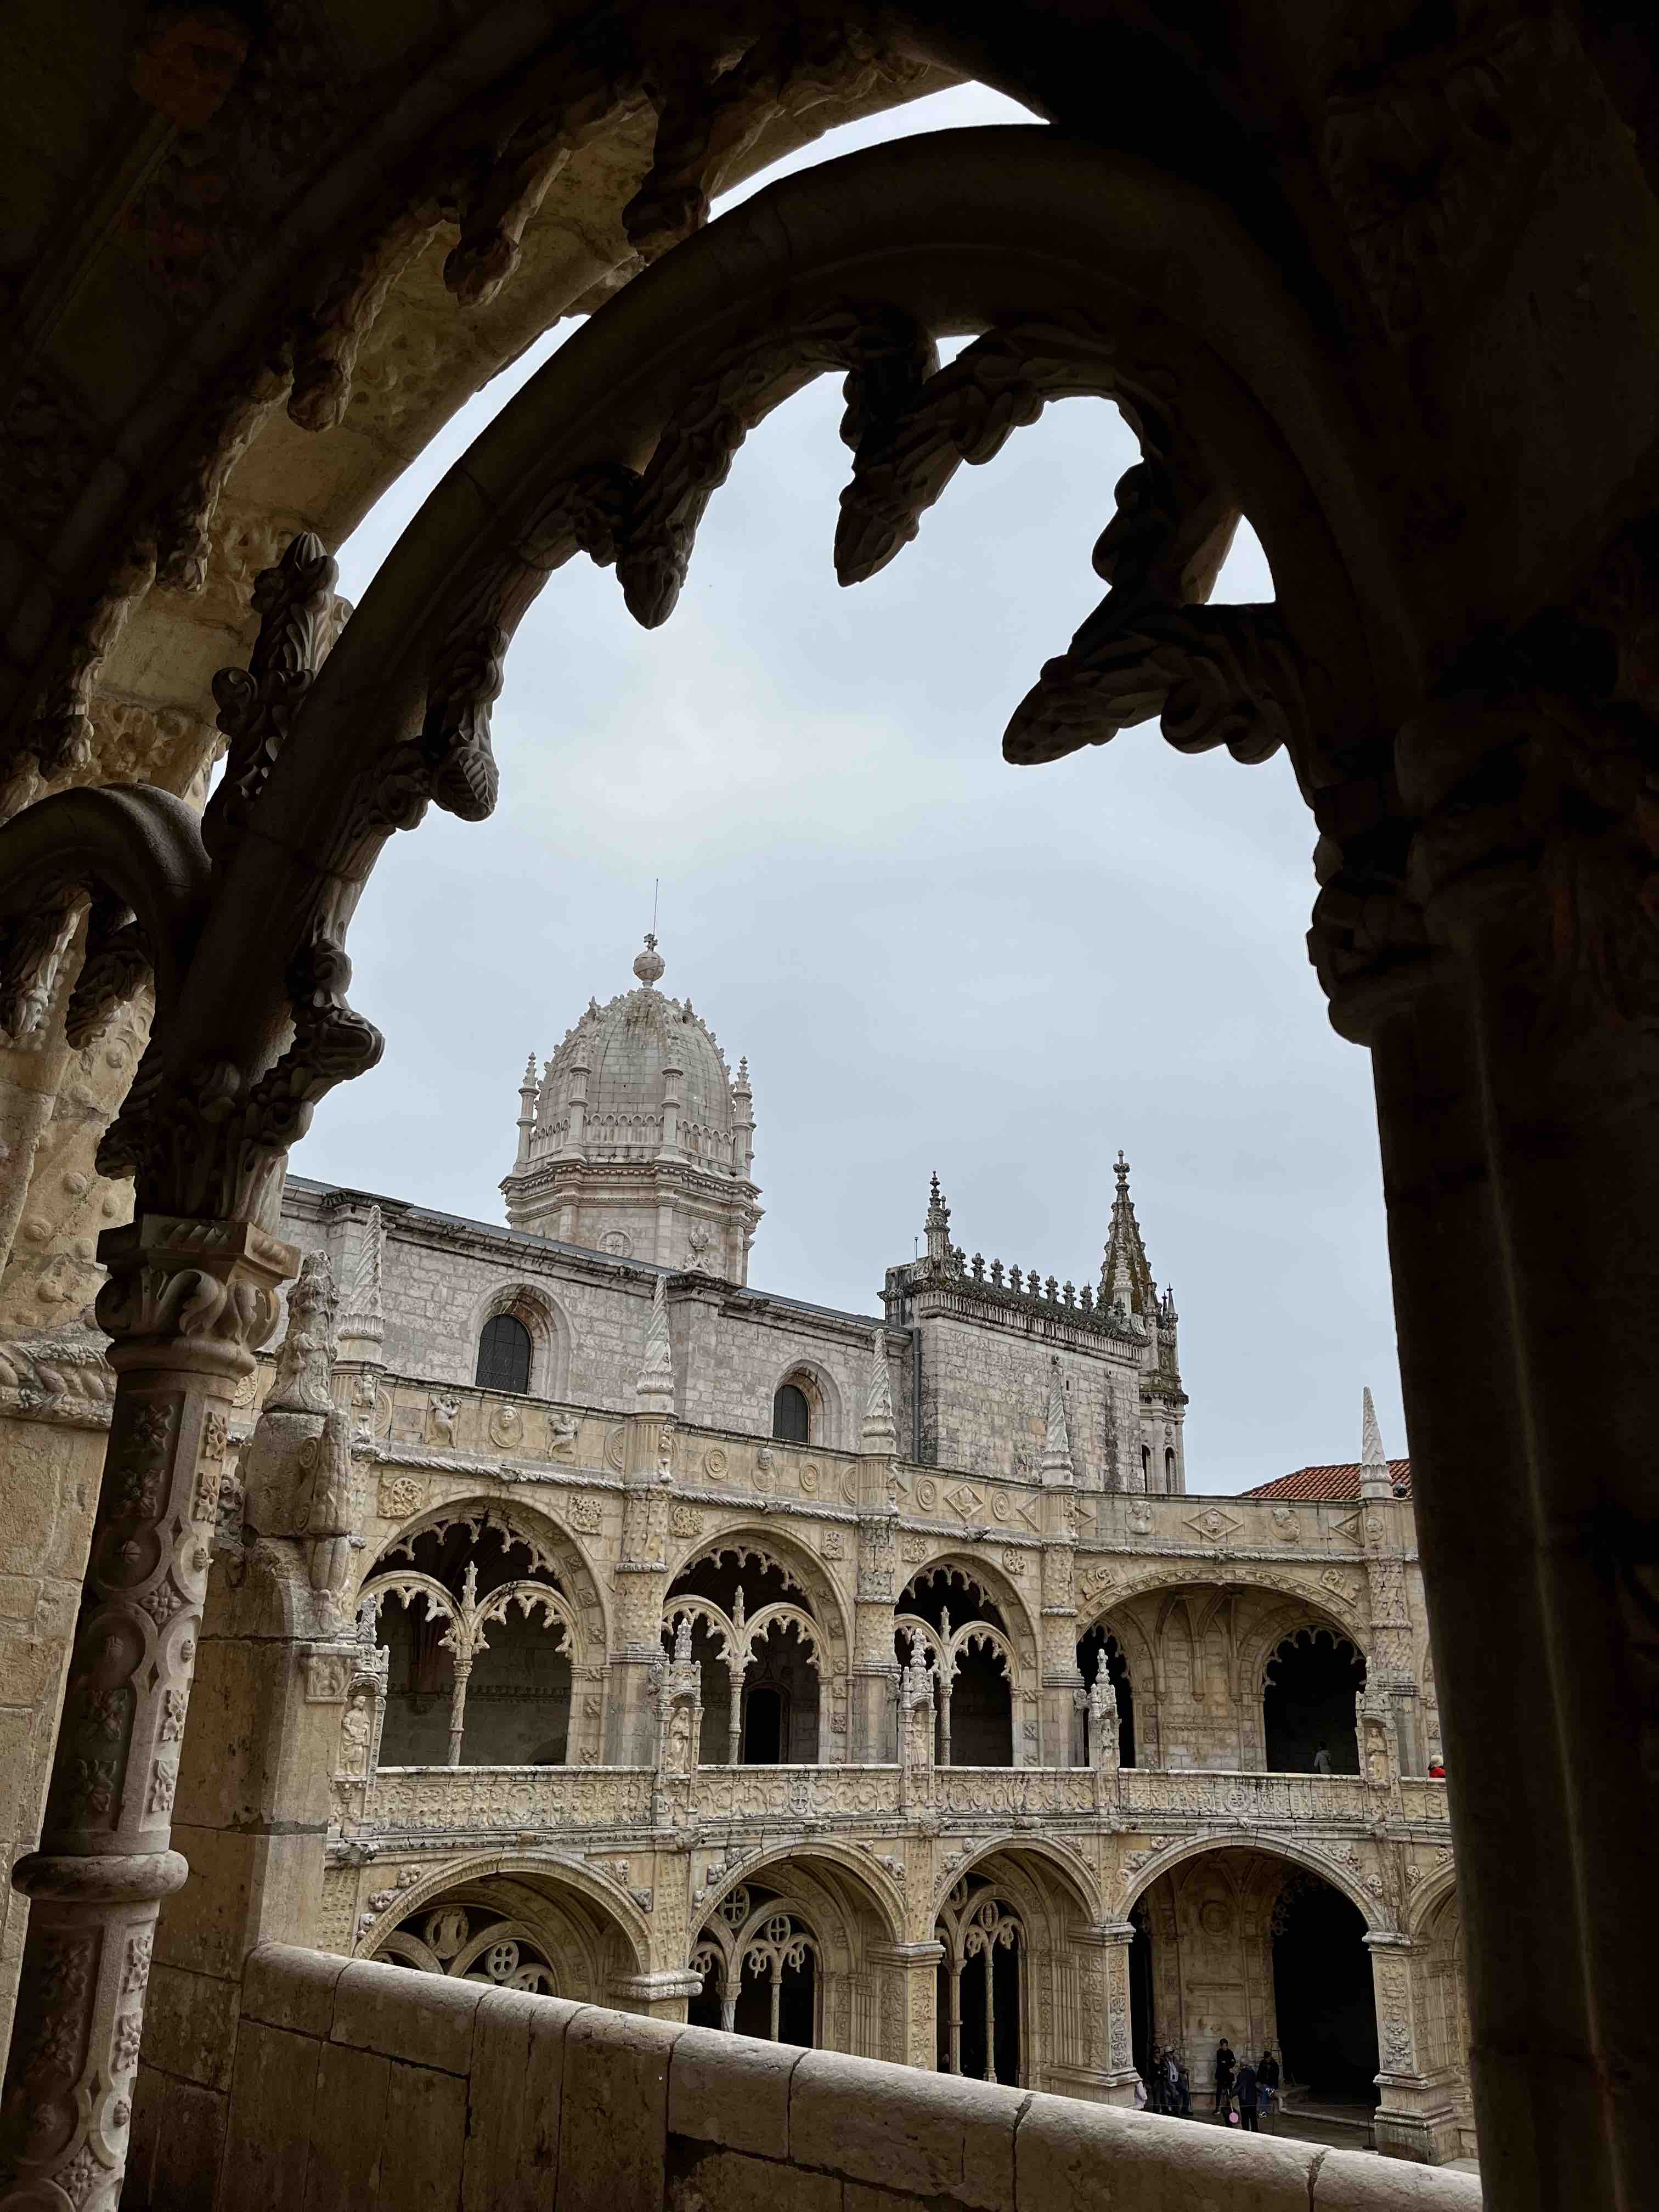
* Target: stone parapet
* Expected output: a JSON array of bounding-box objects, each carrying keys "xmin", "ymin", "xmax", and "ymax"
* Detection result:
[{"xmin": 132, "ymin": 1943, "xmax": 1487, "ymax": 2212}]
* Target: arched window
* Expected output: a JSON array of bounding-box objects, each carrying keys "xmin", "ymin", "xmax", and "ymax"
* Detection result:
[
  {"xmin": 1141, "ymin": 1442, "xmax": 1152, "ymax": 1486},
  {"xmin": 1164, "ymin": 1446, "xmax": 1176, "ymax": 1490},
  {"xmin": 772, "ymin": 1383, "xmax": 810, "ymax": 1443},
  {"xmin": 476, "ymin": 1313, "xmax": 532, "ymax": 1393}
]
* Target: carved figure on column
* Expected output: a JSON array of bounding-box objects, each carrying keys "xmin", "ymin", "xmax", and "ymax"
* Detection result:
[
  {"xmin": 266, "ymin": 1249, "xmax": 338, "ymax": 1414},
  {"xmin": 302, "ymin": 1404, "xmax": 356, "ymax": 1621}
]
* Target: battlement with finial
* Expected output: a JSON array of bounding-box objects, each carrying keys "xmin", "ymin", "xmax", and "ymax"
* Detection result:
[{"xmin": 883, "ymin": 1169, "xmax": 1159, "ymax": 1351}]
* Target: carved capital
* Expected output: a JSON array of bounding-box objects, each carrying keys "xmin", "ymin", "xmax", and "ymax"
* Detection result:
[{"xmin": 94, "ymin": 1213, "xmax": 295, "ymax": 1378}]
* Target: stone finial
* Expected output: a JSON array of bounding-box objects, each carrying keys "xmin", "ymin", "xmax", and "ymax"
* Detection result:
[
  {"xmin": 339, "ymin": 1205, "xmax": 384, "ymax": 1347},
  {"xmin": 924, "ymin": 1172, "xmax": 951, "ymax": 1266},
  {"xmin": 1359, "ymin": 1385, "xmax": 1392, "ymax": 1502},
  {"xmin": 1040, "ymin": 1355, "xmax": 1074, "ymax": 1486},
  {"xmin": 633, "ymin": 930, "xmax": 665, "ymax": 986},
  {"xmin": 267, "ymin": 1249, "xmax": 338, "ymax": 1414},
  {"xmin": 634, "ymin": 1273, "xmax": 676, "ymax": 1413},
  {"xmin": 862, "ymin": 1330, "xmax": 898, "ymax": 1453}
]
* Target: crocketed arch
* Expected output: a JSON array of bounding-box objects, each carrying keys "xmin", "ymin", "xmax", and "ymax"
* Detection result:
[
  {"xmin": 1242, "ymin": 1595, "xmax": 1372, "ymax": 1698},
  {"xmin": 901, "ymin": 1552, "xmax": 1041, "ymax": 1679},
  {"xmin": 1119, "ymin": 1830, "xmax": 1387, "ymax": 1933},
  {"xmin": 669, "ymin": 1521, "xmax": 852, "ymax": 1664},
  {"xmin": 185, "ymin": 126, "xmax": 1393, "ymax": 1103},
  {"xmin": 360, "ymin": 1494, "xmax": 611, "ymax": 1664},
  {"xmin": 465, "ymin": 1279, "xmax": 573, "ymax": 1400}
]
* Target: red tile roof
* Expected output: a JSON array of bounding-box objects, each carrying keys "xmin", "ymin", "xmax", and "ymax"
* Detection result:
[{"xmin": 1243, "ymin": 1459, "xmax": 1412, "ymax": 1503}]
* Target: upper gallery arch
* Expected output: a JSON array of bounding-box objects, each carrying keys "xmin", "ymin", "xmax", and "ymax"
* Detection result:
[{"xmin": 143, "ymin": 125, "xmax": 1399, "ymax": 1156}]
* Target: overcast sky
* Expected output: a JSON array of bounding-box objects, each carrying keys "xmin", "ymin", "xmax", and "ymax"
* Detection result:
[{"xmin": 308, "ymin": 85, "xmax": 1406, "ymax": 1495}]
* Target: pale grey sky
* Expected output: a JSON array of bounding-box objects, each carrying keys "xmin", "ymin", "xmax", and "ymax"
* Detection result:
[{"xmin": 306, "ymin": 86, "xmax": 1406, "ymax": 1494}]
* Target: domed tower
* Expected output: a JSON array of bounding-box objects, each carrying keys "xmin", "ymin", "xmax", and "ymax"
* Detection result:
[{"xmin": 503, "ymin": 935, "xmax": 762, "ymax": 1280}]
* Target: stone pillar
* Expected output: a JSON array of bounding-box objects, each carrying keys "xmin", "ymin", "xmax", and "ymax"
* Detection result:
[
  {"xmin": 1073, "ymin": 1923, "xmax": 1141, "ymax": 2106},
  {"xmin": 608, "ymin": 1280, "xmax": 676, "ymax": 1766},
  {"xmin": 851, "ymin": 1336, "xmax": 900, "ymax": 1764},
  {"xmin": 0, "ymin": 1212, "xmax": 292, "ymax": 2211},
  {"xmin": 850, "ymin": 1509, "xmax": 897, "ymax": 1764},
  {"xmin": 1318, "ymin": 676, "xmax": 1659, "ymax": 2208},
  {"xmin": 1367, "ymin": 1933, "xmax": 1460, "ymax": 2164},
  {"xmin": 1036, "ymin": 1358, "xmax": 1081, "ymax": 1768},
  {"xmin": 608, "ymin": 1419, "xmax": 673, "ymax": 1768},
  {"xmin": 871, "ymin": 1940, "xmax": 941, "ymax": 2069}
]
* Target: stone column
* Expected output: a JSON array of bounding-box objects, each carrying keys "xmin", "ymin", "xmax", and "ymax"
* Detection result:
[
  {"xmin": 1366, "ymin": 1933, "xmax": 1460, "ymax": 2164},
  {"xmin": 607, "ymin": 1280, "xmax": 675, "ymax": 1766},
  {"xmin": 1318, "ymin": 674, "xmax": 1659, "ymax": 2208},
  {"xmin": 1073, "ymin": 1923, "xmax": 1141, "ymax": 2107},
  {"xmin": 0, "ymin": 1212, "xmax": 292, "ymax": 2211},
  {"xmin": 851, "ymin": 1334, "xmax": 901, "ymax": 1764},
  {"xmin": 1035, "ymin": 1358, "xmax": 1081, "ymax": 1768},
  {"xmin": 871, "ymin": 1940, "xmax": 941, "ymax": 2069}
]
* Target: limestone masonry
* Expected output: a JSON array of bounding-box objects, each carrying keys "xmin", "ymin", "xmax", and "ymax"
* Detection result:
[{"xmin": 101, "ymin": 938, "xmax": 1462, "ymax": 2166}]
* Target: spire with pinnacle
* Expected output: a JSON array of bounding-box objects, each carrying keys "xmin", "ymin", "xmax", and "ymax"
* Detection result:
[
  {"xmin": 924, "ymin": 1172, "xmax": 952, "ymax": 1267},
  {"xmin": 1100, "ymin": 1151, "xmax": 1157, "ymax": 1321},
  {"xmin": 1040, "ymin": 1355, "xmax": 1074, "ymax": 1485},
  {"xmin": 1359, "ymin": 1385, "xmax": 1392, "ymax": 1502}
]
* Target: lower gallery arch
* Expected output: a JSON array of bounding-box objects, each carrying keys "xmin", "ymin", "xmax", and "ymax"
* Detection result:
[
  {"xmin": 1127, "ymin": 1844, "xmax": 1380, "ymax": 2121},
  {"xmin": 362, "ymin": 1861, "xmax": 647, "ymax": 2007},
  {"xmin": 933, "ymin": 1843, "xmax": 1103, "ymax": 2095},
  {"xmin": 690, "ymin": 1848, "xmax": 902, "ymax": 2057}
]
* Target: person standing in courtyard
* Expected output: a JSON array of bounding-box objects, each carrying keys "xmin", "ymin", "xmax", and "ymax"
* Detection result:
[
  {"xmin": 1312, "ymin": 1743, "xmax": 1333, "ymax": 1774},
  {"xmin": 1213, "ymin": 2037, "xmax": 1235, "ymax": 2114},
  {"xmin": 1235, "ymin": 2056, "xmax": 1259, "ymax": 2132},
  {"xmin": 1257, "ymin": 2046, "xmax": 1279, "ymax": 2129}
]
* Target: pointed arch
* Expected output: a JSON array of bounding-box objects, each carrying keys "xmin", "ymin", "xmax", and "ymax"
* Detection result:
[{"xmin": 1118, "ymin": 1830, "xmax": 1387, "ymax": 1932}]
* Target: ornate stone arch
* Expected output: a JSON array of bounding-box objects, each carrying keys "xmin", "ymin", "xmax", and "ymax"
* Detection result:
[
  {"xmin": 669, "ymin": 1520, "xmax": 853, "ymax": 1669},
  {"xmin": 898, "ymin": 1550, "xmax": 1041, "ymax": 1678},
  {"xmin": 1407, "ymin": 1858, "xmax": 1461, "ymax": 1942},
  {"xmin": 1118, "ymin": 1830, "xmax": 1388, "ymax": 1933},
  {"xmin": 464, "ymin": 1278, "xmax": 573, "ymax": 1399},
  {"xmin": 769, "ymin": 1356, "xmax": 847, "ymax": 1451},
  {"xmin": 1242, "ymin": 1595, "xmax": 1371, "ymax": 1700},
  {"xmin": 363, "ymin": 1492, "xmax": 610, "ymax": 1652},
  {"xmin": 358, "ymin": 1848, "xmax": 653, "ymax": 1984},
  {"xmin": 933, "ymin": 1834, "xmax": 1103, "ymax": 1933},
  {"xmin": 697, "ymin": 1839, "xmax": 905, "ymax": 1962}
]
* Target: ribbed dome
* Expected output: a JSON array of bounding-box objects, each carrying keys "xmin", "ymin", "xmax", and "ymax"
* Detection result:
[{"xmin": 540, "ymin": 939, "xmax": 735, "ymax": 1149}]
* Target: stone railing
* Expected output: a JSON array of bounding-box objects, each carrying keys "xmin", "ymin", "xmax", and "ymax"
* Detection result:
[
  {"xmin": 355, "ymin": 1762, "xmax": 1440, "ymax": 1842},
  {"xmin": 1114, "ymin": 1769, "xmax": 1378, "ymax": 1821},
  {"xmin": 366, "ymin": 1765, "xmax": 656, "ymax": 1835},
  {"xmin": 157, "ymin": 1944, "xmax": 1484, "ymax": 2212}
]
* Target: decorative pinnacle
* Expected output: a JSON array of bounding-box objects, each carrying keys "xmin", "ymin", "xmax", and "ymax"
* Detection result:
[
  {"xmin": 1359, "ymin": 1385, "xmax": 1392, "ymax": 1502},
  {"xmin": 1114, "ymin": 1150, "xmax": 1130, "ymax": 1188},
  {"xmin": 521, "ymin": 1051, "xmax": 538, "ymax": 1086},
  {"xmin": 633, "ymin": 930, "xmax": 665, "ymax": 987}
]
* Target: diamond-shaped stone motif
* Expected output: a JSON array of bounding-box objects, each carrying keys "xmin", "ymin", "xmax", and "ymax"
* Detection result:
[{"xmin": 945, "ymin": 1484, "xmax": 984, "ymax": 1520}]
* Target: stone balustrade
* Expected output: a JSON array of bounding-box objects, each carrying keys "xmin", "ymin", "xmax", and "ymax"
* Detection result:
[
  {"xmin": 197, "ymin": 1944, "xmax": 1484, "ymax": 2212},
  {"xmin": 356, "ymin": 1761, "xmax": 1435, "ymax": 1841}
]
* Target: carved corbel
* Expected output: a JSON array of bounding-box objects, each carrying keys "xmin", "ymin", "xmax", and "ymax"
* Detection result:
[{"xmin": 202, "ymin": 531, "xmax": 342, "ymax": 866}]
